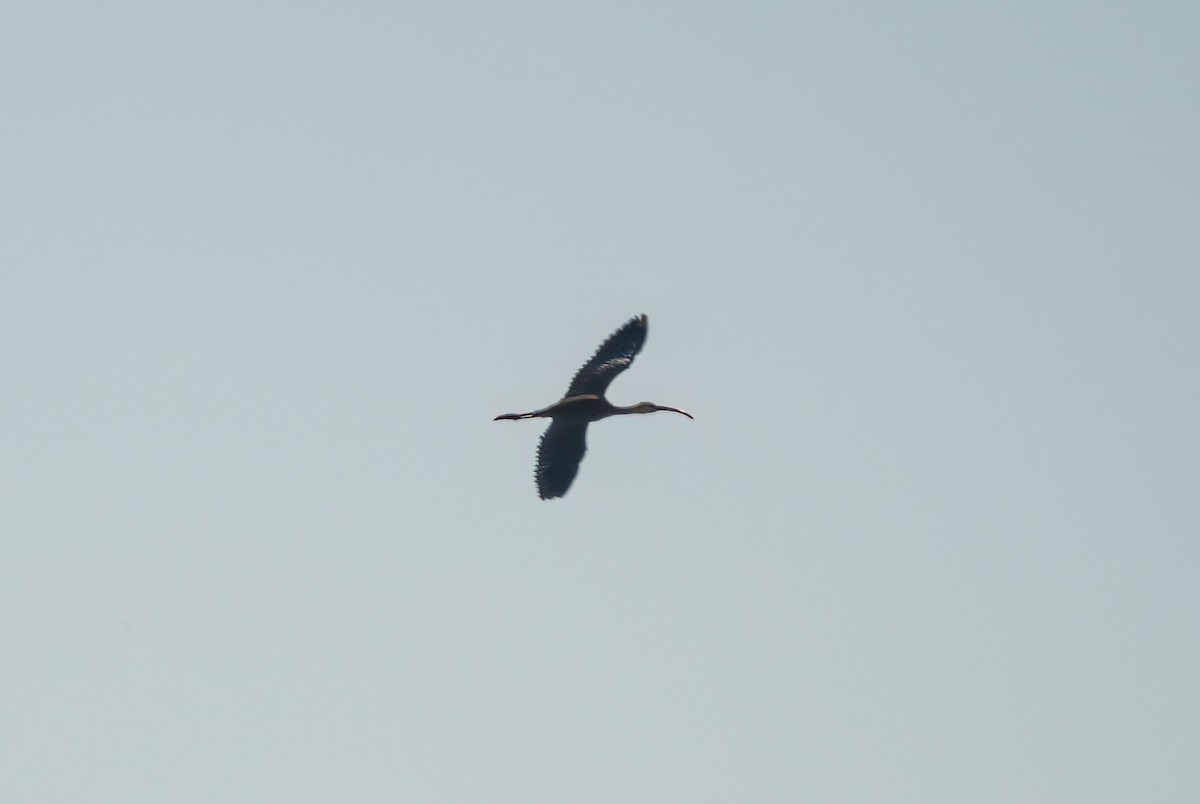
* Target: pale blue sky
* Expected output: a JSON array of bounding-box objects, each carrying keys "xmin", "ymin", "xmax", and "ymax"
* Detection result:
[{"xmin": 3, "ymin": 2, "xmax": 1198, "ymax": 802}]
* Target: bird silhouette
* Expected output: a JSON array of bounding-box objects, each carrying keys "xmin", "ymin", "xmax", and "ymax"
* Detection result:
[{"xmin": 495, "ymin": 314, "xmax": 693, "ymax": 499}]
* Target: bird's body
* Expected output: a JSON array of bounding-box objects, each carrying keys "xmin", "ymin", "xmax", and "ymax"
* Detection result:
[
  {"xmin": 494, "ymin": 394, "xmax": 658, "ymax": 422},
  {"xmin": 495, "ymin": 315, "xmax": 692, "ymax": 499}
]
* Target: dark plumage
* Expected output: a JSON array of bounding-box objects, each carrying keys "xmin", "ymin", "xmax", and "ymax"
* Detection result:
[
  {"xmin": 567, "ymin": 314, "xmax": 650, "ymax": 397},
  {"xmin": 495, "ymin": 315, "xmax": 693, "ymax": 499}
]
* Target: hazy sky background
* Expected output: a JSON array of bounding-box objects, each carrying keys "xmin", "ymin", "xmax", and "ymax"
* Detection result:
[{"xmin": 3, "ymin": 2, "xmax": 1197, "ymax": 802}]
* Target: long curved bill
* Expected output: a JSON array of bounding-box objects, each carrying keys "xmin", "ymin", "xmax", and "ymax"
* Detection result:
[{"xmin": 655, "ymin": 405, "xmax": 694, "ymax": 419}]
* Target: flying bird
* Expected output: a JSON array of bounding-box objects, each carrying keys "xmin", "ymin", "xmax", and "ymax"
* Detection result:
[{"xmin": 495, "ymin": 314, "xmax": 693, "ymax": 499}]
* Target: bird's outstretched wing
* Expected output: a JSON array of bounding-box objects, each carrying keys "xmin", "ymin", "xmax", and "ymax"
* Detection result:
[
  {"xmin": 566, "ymin": 315, "xmax": 649, "ymax": 397},
  {"xmin": 536, "ymin": 418, "xmax": 589, "ymax": 500}
]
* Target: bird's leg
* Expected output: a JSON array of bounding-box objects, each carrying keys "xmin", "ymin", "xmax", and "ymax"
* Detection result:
[
  {"xmin": 495, "ymin": 400, "xmax": 569, "ymax": 420},
  {"xmin": 493, "ymin": 411, "xmax": 536, "ymax": 420}
]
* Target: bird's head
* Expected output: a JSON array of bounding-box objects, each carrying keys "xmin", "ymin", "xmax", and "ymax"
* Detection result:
[{"xmin": 633, "ymin": 401, "xmax": 694, "ymax": 419}]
